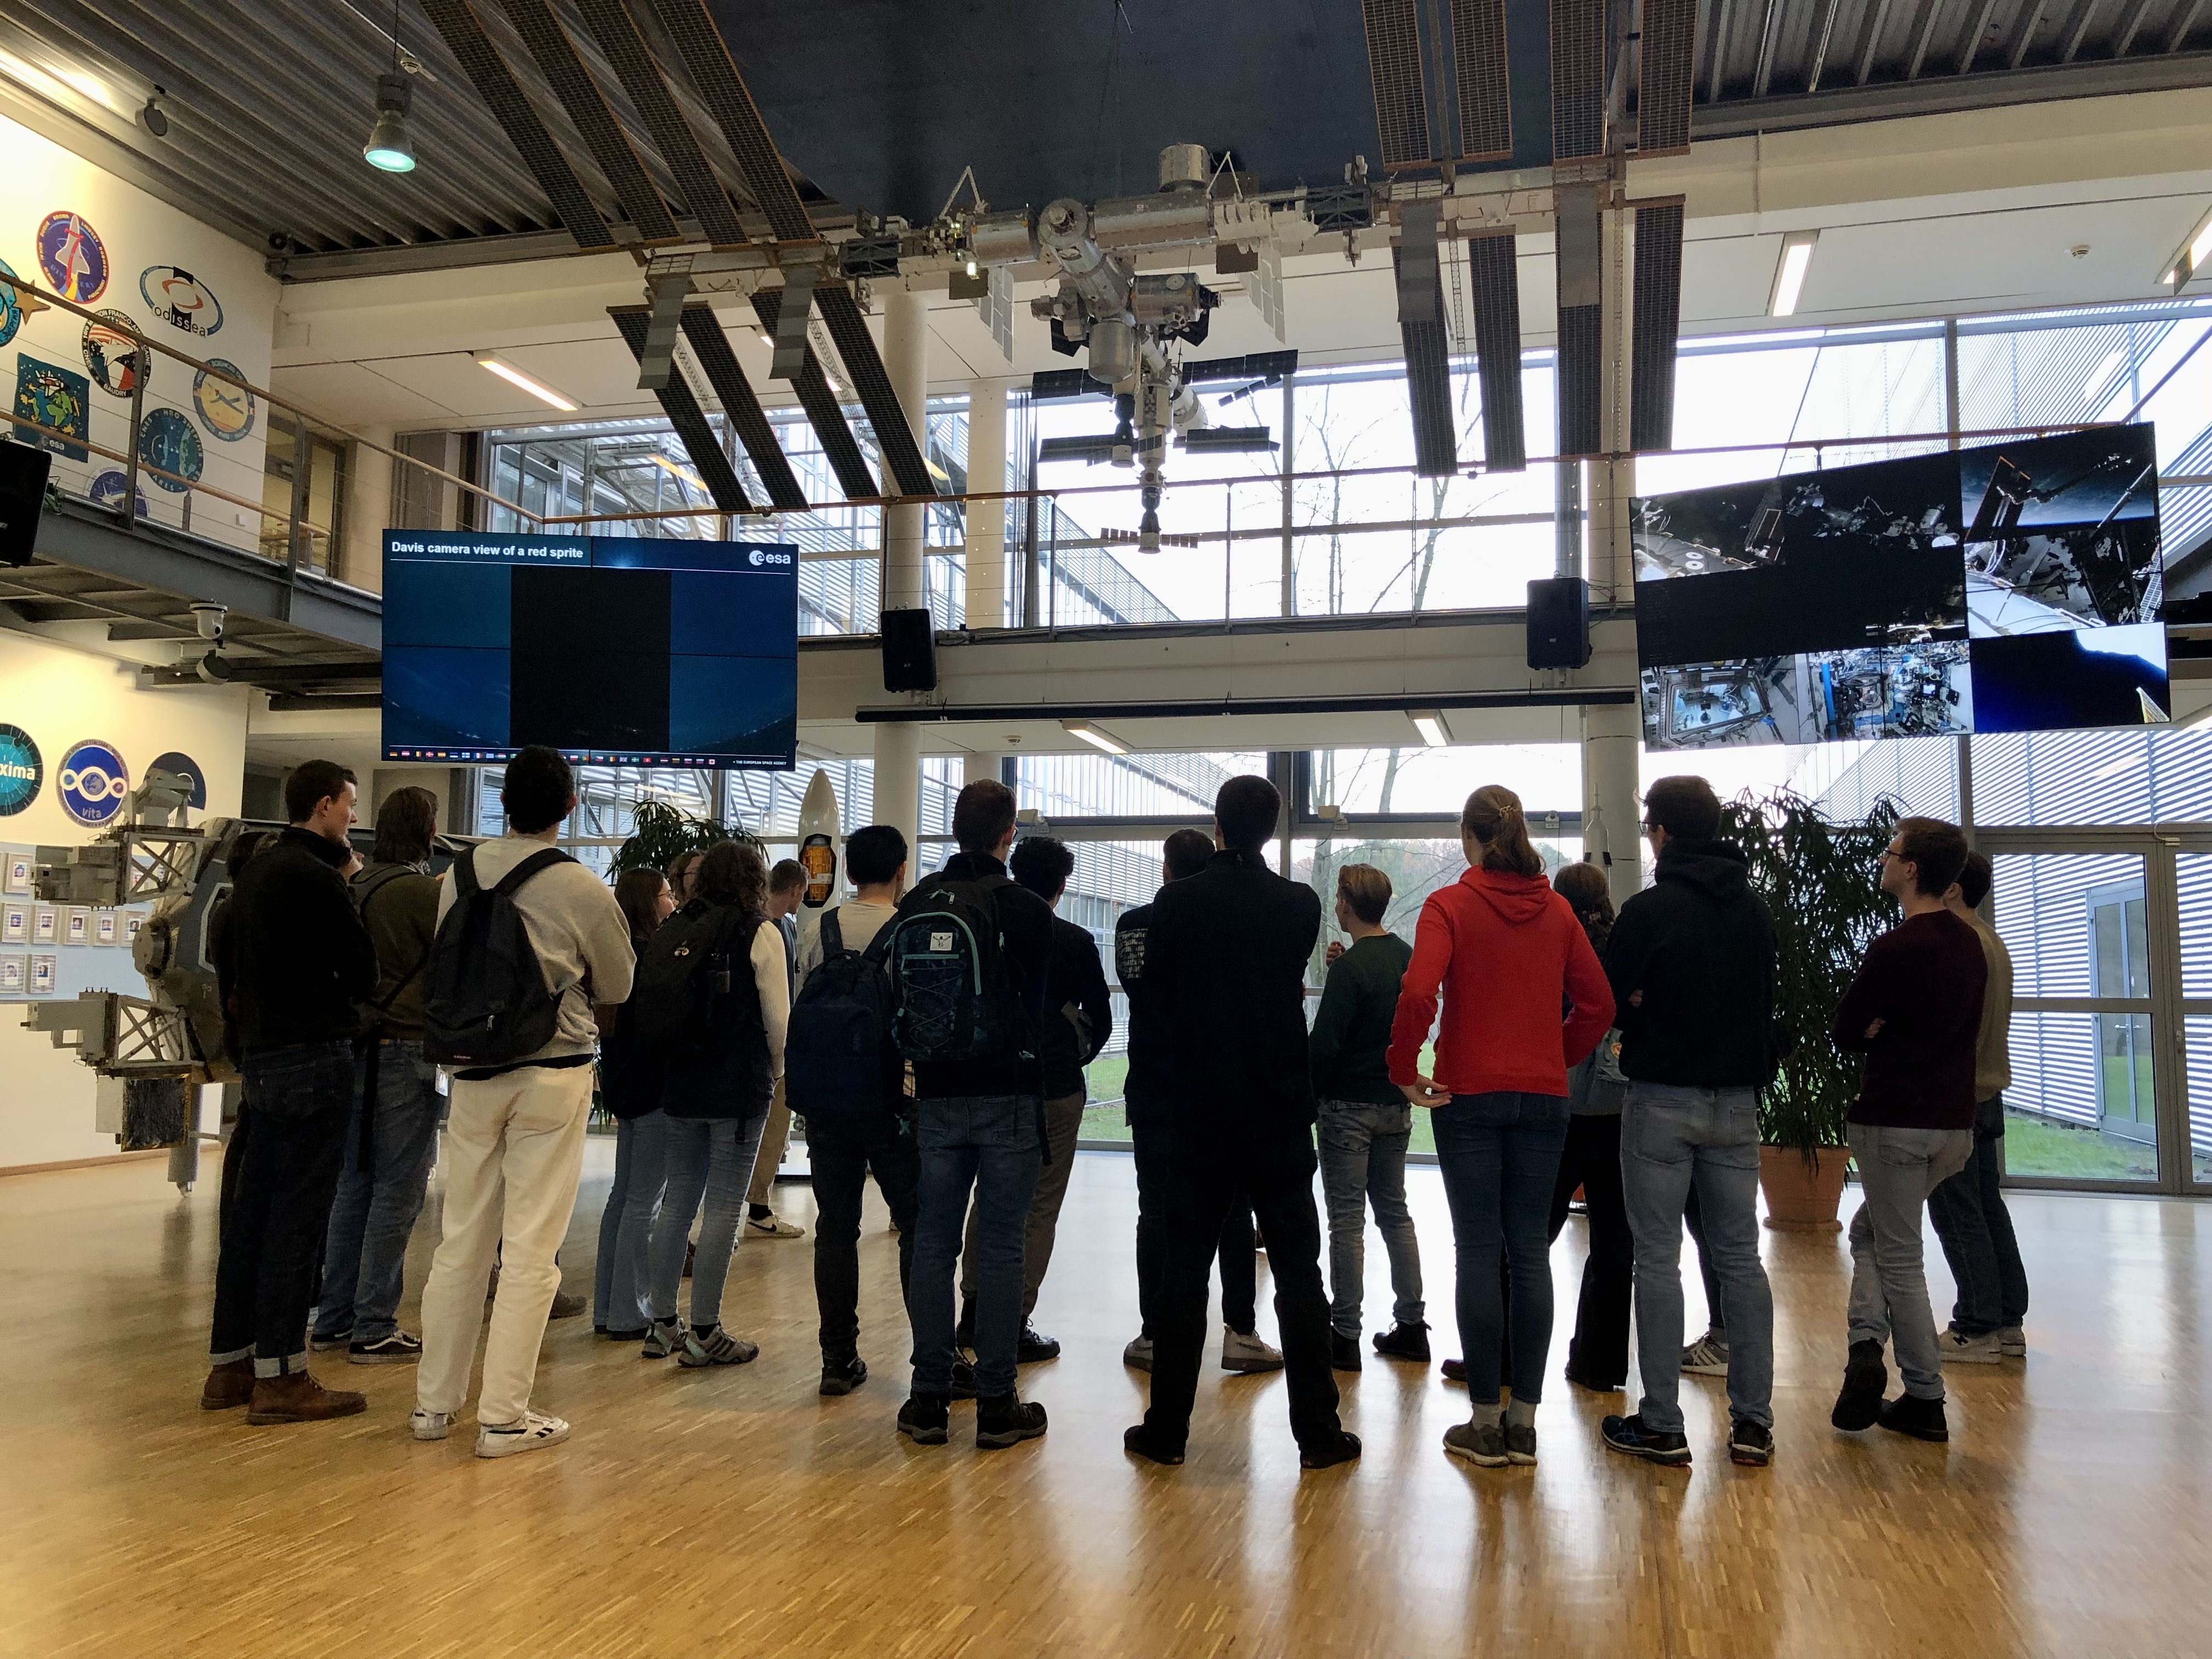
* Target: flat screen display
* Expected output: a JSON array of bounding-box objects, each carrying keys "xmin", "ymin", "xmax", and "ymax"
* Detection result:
[
  {"xmin": 381, "ymin": 531, "xmax": 798, "ymax": 769},
  {"xmin": 1633, "ymin": 426, "xmax": 2169, "ymax": 749}
]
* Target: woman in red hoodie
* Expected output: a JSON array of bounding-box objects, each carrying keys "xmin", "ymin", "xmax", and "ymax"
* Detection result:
[{"xmin": 1387, "ymin": 785, "xmax": 1614, "ymax": 1469}]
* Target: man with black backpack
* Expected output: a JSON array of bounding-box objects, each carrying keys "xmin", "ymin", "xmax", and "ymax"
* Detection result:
[
  {"xmin": 309, "ymin": 785, "xmax": 443, "ymax": 1367},
  {"xmin": 202, "ymin": 759, "xmax": 380, "ymax": 1425},
  {"xmin": 787, "ymin": 823, "xmax": 918, "ymax": 1397},
  {"xmin": 882, "ymin": 780, "xmax": 1054, "ymax": 1451},
  {"xmin": 411, "ymin": 747, "xmax": 635, "ymax": 1460}
]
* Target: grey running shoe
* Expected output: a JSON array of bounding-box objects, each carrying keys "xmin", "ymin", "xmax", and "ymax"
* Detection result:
[
  {"xmin": 1443, "ymin": 1418, "xmax": 1509, "ymax": 1468},
  {"xmin": 1680, "ymin": 1332, "xmax": 1731, "ymax": 1376},
  {"xmin": 678, "ymin": 1324, "xmax": 759, "ymax": 1367}
]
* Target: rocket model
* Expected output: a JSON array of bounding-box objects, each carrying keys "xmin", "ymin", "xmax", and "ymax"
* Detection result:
[{"xmin": 793, "ymin": 767, "xmax": 840, "ymax": 960}]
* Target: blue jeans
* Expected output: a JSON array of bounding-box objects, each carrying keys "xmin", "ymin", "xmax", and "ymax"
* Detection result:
[
  {"xmin": 909, "ymin": 1094, "xmax": 1042, "ymax": 1398},
  {"xmin": 1926, "ymin": 1094, "xmax": 2029, "ymax": 1336},
  {"xmin": 313, "ymin": 1039, "xmax": 441, "ymax": 1346},
  {"xmin": 593, "ymin": 1109, "xmax": 669, "ymax": 1331},
  {"xmin": 1430, "ymin": 1092, "xmax": 1569, "ymax": 1406},
  {"xmin": 1620, "ymin": 1081, "xmax": 1776, "ymax": 1432},
  {"xmin": 1317, "ymin": 1098, "xmax": 1424, "ymax": 1338},
  {"xmin": 645, "ymin": 1108, "xmax": 769, "ymax": 1333}
]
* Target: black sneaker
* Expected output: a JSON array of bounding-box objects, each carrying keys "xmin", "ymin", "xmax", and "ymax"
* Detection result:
[
  {"xmin": 819, "ymin": 1356, "xmax": 868, "ymax": 1397},
  {"xmin": 1330, "ymin": 1330, "xmax": 1364, "ymax": 1372},
  {"xmin": 949, "ymin": 1359, "xmax": 979, "ymax": 1400},
  {"xmin": 1442, "ymin": 1357, "xmax": 1467, "ymax": 1384},
  {"xmin": 1831, "ymin": 1338, "xmax": 1888, "ymax": 1432},
  {"xmin": 1442, "ymin": 1419, "xmax": 1508, "ymax": 1466},
  {"xmin": 347, "ymin": 1331, "xmax": 422, "ymax": 1365},
  {"xmin": 896, "ymin": 1393, "xmax": 950, "ymax": 1446},
  {"xmin": 1504, "ymin": 1421, "xmax": 1538, "ymax": 1465},
  {"xmin": 1602, "ymin": 1412, "xmax": 1693, "ymax": 1466},
  {"xmin": 975, "ymin": 1392, "xmax": 1047, "ymax": 1449},
  {"xmin": 308, "ymin": 1326, "xmax": 353, "ymax": 1353},
  {"xmin": 1123, "ymin": 1423, "xmax": 1186, "ymax": 1465},
  {"xmin": 1372, "ymin": 1321, "xmax": 1431, "ymax": 1363},
  {"xmin": 1016, "ymin": 1324, "xmax": 1062, "ymax": 1363},
  {"xmin": 954, "ymin": 1305, "xmax": 977, "ymax": 1353},
  {"xmin": 1729, "ymin": 1418, "xmax": 1775, "ymax": 1466},
  {"xmin": 1877, "ymin": 1392, "xmax": 1949, "ymax": 1443},
  {"xmin": 1299, "ymin": 1430, "xmax": 1362, "ymax": 1470}
]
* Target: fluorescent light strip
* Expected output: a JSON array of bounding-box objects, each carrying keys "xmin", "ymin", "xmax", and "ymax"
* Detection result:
[
  {"xmin": 1768, "ymin": 232, "xmax": 1818, "ymax": 319},
  {"xmin": 1063, "ymin": 719, "xmax": 1129, "ymax": 755},
  {"xmin": 2194, "ymin": 216, "xmax": 2212, "ymax": 273},
  {"xmin": 1408, "ymin": 710, "xmax": 1449, "ymax": 748},
  {"xmin": 476, "ymin": 353, "xmax": 578, "ymax": 411}
]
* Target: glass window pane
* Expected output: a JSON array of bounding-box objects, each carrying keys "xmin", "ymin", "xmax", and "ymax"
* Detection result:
[
  {"xmin": 2002, "ymin": 1011, "xmax": 2158, "ymax": 1182},
  {"xmin": 1311, "ymin": 746, "xmax": 1582, "ymax": 817},
  {"xmin": 2186, "ymin": 1015, "xmax": 2212, "ymax": 1184},
  {"xmin": 1990, "ymin": 852, "xmax": 2147, "ymax": 997},
  {"xmin": 2179, "ymin": 853, "xmax": 2212, "ymax": 1000}
]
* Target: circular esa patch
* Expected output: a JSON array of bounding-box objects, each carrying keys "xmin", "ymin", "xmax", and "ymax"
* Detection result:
[
  {"xmin": 139, "ymin": 408, "xmax": 202, "ymax": 493},
  {"xmin": 58, "ymin": 739, "xmax": 128, "ymax": 826},
  {"xmin": 139, "ymin": 265, "xmax": 223, "ymax": 336},
  {"xmin": 0, "ymin": 724, "xmax": 42, "ymax": 816},
  {"xmin": 146, "ymin": 750, "xmax": 207, "ymax": 808},
  {"xmin": 193, "ymin": 358, "xmax": 255, "ymax": 441},
  {"xmin": 82, "ymin": 309, "xmax": 150, "ymax": 397},
  {"xmin": 0, "ymin": 257, "xmax": 24, "ymax": 348},
  {"xmin": 37, "ymin": 211, "xmax": 109, "ymax": 303},
  {"xmin": 88, "ymin": 469, "xmax": 149, "ymax": 519}
]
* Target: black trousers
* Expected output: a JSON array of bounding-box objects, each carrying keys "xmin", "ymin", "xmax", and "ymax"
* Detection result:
[
  {"xmin": 1547, "ymin": 1113, "xmax": 1633, "ymax": 1386},
  {"xmin": 1132, "ymin": 1119, "xmax": 1256, "ymax": 1337},
  {"xmin": 809, "ymin": 1109, "xmax": 921, "ymax": 1363},
  {"xmin": 208, "ymin": 1041, "xmax": 357, "ymax": 1372},
  {"xmin": 1142, "ymin": 1116, "xmax": 1341, "ymax": 1451}
]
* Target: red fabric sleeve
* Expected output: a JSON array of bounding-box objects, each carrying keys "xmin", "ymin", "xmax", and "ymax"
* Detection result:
[
  {"xmin": 1559, "ymin": 904, "xmax": 1616, "ymax": 1068},
  {"xmin": 1386, "ymin": 891, "xmax": 1453, "ymax": 1085}
]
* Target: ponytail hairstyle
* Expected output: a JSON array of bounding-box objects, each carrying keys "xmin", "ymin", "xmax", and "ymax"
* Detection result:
[
  {"xmin": 1551, "ymin": 859, "xmax": 1615, "ymax": 953},
  {"xmin": 1459, "ymin": 783, "xmax": 1544, "ymax": 879}
]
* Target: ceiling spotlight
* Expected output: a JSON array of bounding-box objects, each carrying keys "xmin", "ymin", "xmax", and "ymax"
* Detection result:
[
  {"xmin": 2171, "ymin": 208, "xmax": 2212, "ymax": 290},
  {"xmin": 475, "ymin": 352, "xmax": 578, "ymax": 411},
  {"xmin": 1408, "ymin": 709, "xmax": 1449, "ymax": 748},
  {"xmin": 1063, "ymin": 719, "xmax": 1129, "ymax": 756},
  {"xmin": 137, "ymin": 89, "xmax": 168, "ymax": 139},
  {"xmin": 1768, "ymin": 230, "xmax": 1819, "ymax": 318},
  {"xmin": 363, "ymin": 70, "xmax": 416, "ymax": 172}
]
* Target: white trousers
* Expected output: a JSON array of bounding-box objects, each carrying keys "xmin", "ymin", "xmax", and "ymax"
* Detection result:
[{"xmin": 416, "ymin": 1064, "xmax": 594, "ymax": 1426}]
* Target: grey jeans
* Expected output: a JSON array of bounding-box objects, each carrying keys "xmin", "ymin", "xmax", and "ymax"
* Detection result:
[
  {"xmin": 1620, "ymin": 1081, "xmax": 1776, "ymax": 1432},
  {"xmin": 1847, "ymin": 1121, "xmax": 1975, "ymax": 1400},
  {"xmin": 645, "ymin": 1107, "xmax": 771, "ymax": 1332},
  {"xmin": 961, "ymin": 1090, "xmax": 1087, "ymax": 1320},
  {"xmin": 1316, "ymin": 1097, "xmax": 1424, "ymax": 1338}
]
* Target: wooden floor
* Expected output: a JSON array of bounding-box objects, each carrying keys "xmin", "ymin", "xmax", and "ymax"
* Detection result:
[{"xmin": 2, "ymin": 1142, "xmax": 2209, "ymax": 1659}]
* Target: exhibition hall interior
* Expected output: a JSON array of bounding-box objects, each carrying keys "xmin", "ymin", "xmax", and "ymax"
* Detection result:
[{"xmin": 4, "ymin": 2, "xmax": 2212, "ymax": 1655}]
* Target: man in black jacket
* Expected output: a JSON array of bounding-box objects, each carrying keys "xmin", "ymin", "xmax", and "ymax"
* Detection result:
[
  {"xmin": 956, "ymin": 833, "xmax": 1112, "ymax": 1362},
  {"xmin": 898, "ymin": 780, "xmax": 1056, "ymax": 1452},
  {"xmin": 202, "ymin": 759, "xmax": 380, "ymax": 1424},
  {"xmin": 1598, "ymin": 775, "xmax": 1780, "ymax": 1471},
  {"xmin": 1125, "ymin": 775, "xmax": 1359, "ymax": 1470}
]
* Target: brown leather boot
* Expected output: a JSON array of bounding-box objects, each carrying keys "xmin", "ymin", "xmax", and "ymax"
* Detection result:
[
  {"xmin": 246, "ymin": 1369, "xmax": 368, "ymax": 1425},
  {"xmin": 200, "ymin": 1358, "xmax": 255, "ymax": 1411}
]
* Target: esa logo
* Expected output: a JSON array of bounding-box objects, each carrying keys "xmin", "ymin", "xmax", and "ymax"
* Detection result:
[{"xmin": 747, "ymin": 548, "xmax": 794, "ymax": 568}]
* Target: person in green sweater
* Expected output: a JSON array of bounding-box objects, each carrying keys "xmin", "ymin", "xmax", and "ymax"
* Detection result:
[{"xmin": 1311, "ymin": 864, "xmax": 1425, "ymax": 1371}]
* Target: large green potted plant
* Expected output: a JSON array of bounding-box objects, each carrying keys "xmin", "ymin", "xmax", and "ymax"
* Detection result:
[
  {"xmin": 1717, "ymin": 788, "xmax": 1903, "ymax": 1231},
  {"xmin": 609, "ymin": 797, "xmax": 759, "ymax": 879}
]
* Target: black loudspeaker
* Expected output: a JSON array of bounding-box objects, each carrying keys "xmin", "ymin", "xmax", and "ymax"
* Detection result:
[
  {"xmin": 0, "ymin": 443, "xmax": 53, "ymax": 567},
  {"xmin": 1526, "ymin": 576, "xmax": 1591, "ymax": 669},
  {"xmin": 881, "ymin": 607, "xmax": 938, "ymax": 692}
]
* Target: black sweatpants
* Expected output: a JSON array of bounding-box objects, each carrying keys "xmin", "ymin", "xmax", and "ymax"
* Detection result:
[
  {"xmin": 1547, "ymin": 1111, "xmax": 1633, "ymax": 1386},
  {"xmin": 1142, "ymin": 1116, "xmax": 1341, "ymax": 1451},
  {"xmin": 1132, "ymin": 1119, "xmax": 1256, "ymax": 1337},
  {"xmin": 809, "ymin": 1109, "xmax": 921, "ymax": 1363}
]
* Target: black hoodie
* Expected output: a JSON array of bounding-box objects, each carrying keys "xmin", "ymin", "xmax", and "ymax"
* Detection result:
[{"xmin": 1602, "ymin": 838, "xmax": 1778, "ymax": 1090}]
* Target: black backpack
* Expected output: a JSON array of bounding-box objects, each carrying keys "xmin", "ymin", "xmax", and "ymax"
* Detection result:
[
  {"xmin": 880, "ymin": 873, "xmax": 1029, "ymax": 1064},
  {"xmin": 786, "ymin": 909, "xmax": 898, "ymax": 1119},
  {"xmin": 631, "ymin": 900, "xmax": 753, "ymax": 1058},
  {"xmin": 422, "ymin": 847, "xmax": 571, "ymax": 1069}
]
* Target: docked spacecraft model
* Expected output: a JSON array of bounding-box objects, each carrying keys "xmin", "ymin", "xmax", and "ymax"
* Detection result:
[{"xmin": 1027, "ymin": 144, "xmax": 1291, "ymax": 552}]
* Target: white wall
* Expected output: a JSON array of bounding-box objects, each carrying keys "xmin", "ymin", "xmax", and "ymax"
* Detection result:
[
  {"xmin": 2, "ymin": 108, "xmax": 277, "ymax": 555},
  {"xmin": 0, "ymin": 628, "xmax": 248, "ymax": 1168}
]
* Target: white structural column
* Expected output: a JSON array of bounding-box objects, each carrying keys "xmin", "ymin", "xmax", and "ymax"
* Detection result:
[
  {"xmin": 963, "ymin": 378, "xmax": 1010, "ymax": 629},
  {"xmin": 1582, "ymin": 703, "xmax": 1644, "ymax": 909},
  {"xmin": 872, "ymin": 287, "xmax": 929, "ymax": 856}
]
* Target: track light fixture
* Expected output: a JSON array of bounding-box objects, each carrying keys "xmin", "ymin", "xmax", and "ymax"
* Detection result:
[
  {"xmin": 1063, "ymin": 719, "xmax": 1130, "ymax": 756},
  {"xmin": 1768, "ymin": 230, "xmax": 1819, "ymax": 318}
]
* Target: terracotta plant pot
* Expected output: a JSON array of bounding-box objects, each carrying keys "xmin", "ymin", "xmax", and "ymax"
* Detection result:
[{"xmin": 1758, "ymin": 1144, "xmax": 1850, "ymax": 1232}]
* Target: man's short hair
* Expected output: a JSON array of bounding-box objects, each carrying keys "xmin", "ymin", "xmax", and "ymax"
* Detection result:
[
  {"xmin": 1895, "ymin": 816, "xmax": 1970, "ymax": 898},
  {"xmin": 1010, "ymin": 834, "xmax": 1075, "ymax": 902},
  {"xmin": 952, "ymin": 778, "xmax": 1018, "ymax": 855},
  {"xmin": 284, "ymin": 759, "xmax": 356, "ymax": 825},
  {"xmin": 769, "ymin": 857, "xmax": 808, "ymax": 897},
  {"xmin": 501, "ymin": 746, "xmax": 574, "ymax": 834},
  {"xmin": 1163, "ymin": 827, "xmax": 1214, "ymax": 882},
  {"xmin": 1214, "ymin": 775, "xmax": 1279, "ymax": 853},
  {"xmin": 1956, "ymin": 848, "xmax": 1993, "ymax": 910},
  {"xmin": 371, "ymin": 786, "xmax": 438, "ymax": 866},
  {"xmin": 1336, "ymin": 863, "xmax": 1391, "ymax": 926},
  {"xmin": 1643, "ymin": 775, "xmax": 1721, "ymax": 842},
  {"xmin": 844, "ymin": 824, "xmax": 907, "ymax": 887}
]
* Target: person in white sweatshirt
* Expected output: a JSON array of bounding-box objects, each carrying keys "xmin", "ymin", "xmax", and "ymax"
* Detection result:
[{"xmin": 411, "ymin": 747, "xmax": 636, "ymax": 1459}]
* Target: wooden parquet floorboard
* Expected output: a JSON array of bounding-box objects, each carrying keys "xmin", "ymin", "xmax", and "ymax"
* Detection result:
[{"xmin": 1, "ymin": 1142, "xmax": 2207, "ymax": 1658}]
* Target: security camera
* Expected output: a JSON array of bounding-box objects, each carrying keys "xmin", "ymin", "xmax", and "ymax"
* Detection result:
[
  {"xmin": 195, "ymin": 651, "xmax": 233, "ymax": 686},
  {"xmin": 190, "ymin": 601, "xmax": 226, "ymax": 642}
]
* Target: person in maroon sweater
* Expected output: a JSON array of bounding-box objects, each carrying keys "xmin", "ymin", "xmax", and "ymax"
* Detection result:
[{"xmin": 1829, "ymin": 815, "xmax": 1988, "ymax": 1444}]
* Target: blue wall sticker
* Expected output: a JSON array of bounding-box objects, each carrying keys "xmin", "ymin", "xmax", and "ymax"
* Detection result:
[
  {"xmin": 145, "ymin": 750, "xmax": 207, "ymax": 808},
  {"xmin": 12, "ymin": 355, "xmax": 90, "ymax": 461},
  {"xmin": 0, "ymin": 257, "xmax": 24, "ymax": 349},
  {"xmin": 36, "ymin": 212, "xmax": 109, "ymax": 304},
  {"xmin": 139, "ymin": 408, "xmax": 203, "ymax": 492},
  {"xmin": 0, "ymin": 724, "xmax": 42, "ymax": 816},
  {"xmin": 57, "ymin": 740, "xmax": 128, "ymax": 827},
  {"xmin": 88, "ymin": 470, "xmax": 149, "ymax": 519}
]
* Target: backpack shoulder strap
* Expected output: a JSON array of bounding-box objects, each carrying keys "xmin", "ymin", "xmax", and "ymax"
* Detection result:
[
  {"xmin": 452, "ymin": 847, "xmax": 482, "ymax": 899},
  {"xmin": 821, "ymin": 907, "xmax": 843, "ymax": 956},
  {"xmin": 490, "ymin": 846, "xmax": 574, "ymax": 898}
]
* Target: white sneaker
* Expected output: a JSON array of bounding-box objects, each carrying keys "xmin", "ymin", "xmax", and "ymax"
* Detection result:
[
  {"xmin": 1997, "ymin": 1325, "xmax": 2026, "ymax": 1357},
  {"xmin": 1680, "ymin": 1333, "xmax": 1731, "ymax": 1376},
  {"xmin": 1938, "ymin": 1328, "xmax": 2005, "ymax": 1364},
  {"xmin": 745, "ymin": 1211, "xmax": 805, "ymax": 1240},
  {"xmin": 409, "ymin": 1408, "xmax": 452, "ymax": 1442},
  {"xmin": 1220, "ymin": 1325, "xmax": 1285, "ymax": 1374},
  {"xmin": 475, "ymin": 1410, "xmax": 572, "ymax": 1459}
]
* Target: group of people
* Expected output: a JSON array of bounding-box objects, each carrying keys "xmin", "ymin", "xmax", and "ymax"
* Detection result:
[{"xmin": 198, "ymin": 743, "xmax": 2030, "ymax": 1471}]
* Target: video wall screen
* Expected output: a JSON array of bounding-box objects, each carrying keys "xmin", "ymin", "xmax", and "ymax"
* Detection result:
[
  {"xmin": 1633, "ymin": 426, "xmax": 2169, "ymax": 750},
  {"xmin": 382, "ymin": 531, "xmax": 798, "ymax": 769}
]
